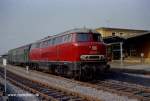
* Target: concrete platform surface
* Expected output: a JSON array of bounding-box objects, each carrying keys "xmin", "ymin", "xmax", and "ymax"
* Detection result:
[{"xmin": 110, "ymin": 60, "xmax": 150, "ymax": 71}]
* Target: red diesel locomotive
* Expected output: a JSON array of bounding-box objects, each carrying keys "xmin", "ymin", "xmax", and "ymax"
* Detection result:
[{"xmin": 8, "ymin": 28, "xmax": 110, "ymax": 80}]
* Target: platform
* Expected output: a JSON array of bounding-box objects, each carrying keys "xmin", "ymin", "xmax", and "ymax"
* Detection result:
[{"xmin": 110, "ymin": 60, "xmax": 150, "ymax": 74}]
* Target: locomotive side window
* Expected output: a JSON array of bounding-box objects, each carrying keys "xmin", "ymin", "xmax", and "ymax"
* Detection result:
[
  {"xmin": 63, "ymin": 34, "xmax": 72, "ymax": 43},
  {"xmin": 63, "ymin": 35, "xmax": 68, "ymax": 43},
  {"xmin": 52, "ymin": 38, "xmax": 56, "ymax": 45},
  {"xmin": 53, "ymin": 36, "xmax": 63, "ymax": 45},
  {"xmin": 67, "ymin": 34, "xmax": 72, "ymax": 42},
  {"xmin": 56, "ymin": 36, "xmax": 63, "ymax": 44},
  {"xmin": 30, "ymin": 44, "xmax": 36, "ymax": 49},
  {"xmin": 41, "ymin": 41, "xmax": 48, "ymax": 48},
  {"xmin": 48, "ymin": 39, "xmax": 52, "ymax": 46},
  {"xmin": 76, "ymin": 33, "xmax": 90, "ymax": 42},
  {"xmin": 36, "ymin": 42, "xmax": 41, "ymax": 48},
  {"xmin": 30, "ymin": 43, "xmax": 40, "ymax": 49}
]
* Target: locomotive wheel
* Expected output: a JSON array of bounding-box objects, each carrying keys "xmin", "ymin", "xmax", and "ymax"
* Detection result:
[
  {"xmin": 81, "ymin": 70, "xmax": 94, "ymax": 81},
  {"xmin": 79, "ymin": 65, "xmax": 94, "ymax": 81},
  {"xmin": 73, "ymin": 70, "xmax": 80, "ymax": 80},
  {"xmin": 49, "ymin": 65, "xmax": 55, "ymax": 74},
  {"xmin": 30, "ymin": 63, "xmax": 36, "ymax": 70},
  {"xmin": 36, "ymin": 64, "xmax": 40, "ymax": 71},
  {"xmin": 33, "ymin": 64, "xmax": 39, "ymax": 71},
  {"xmin": 54, "ymin": 65, "xmax": 67, "ymax": 76},
  {"xmin": 62, "ymin": 66, "xmax": 69, "ymax": 77},
  {"xmin": 54, "ymin": 65, "xmax": 59, "ymax": 75},
  {"xmin": 104, "ymin": 64, "xmax": 110, "ymax": 73}
]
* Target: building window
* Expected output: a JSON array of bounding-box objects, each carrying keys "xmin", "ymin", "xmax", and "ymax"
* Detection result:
[
  {"xmin": 120, "ymin": 33, "xmax": 123, "ymax": 37},
  {"xmin": 112, "ymin": 32, "xmax": 115, "ymax": 36}
]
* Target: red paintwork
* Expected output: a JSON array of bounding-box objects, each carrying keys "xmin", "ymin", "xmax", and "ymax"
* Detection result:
[
  {"xmin": 29, "ymin": 32, "xmax": 107, "ymax": 62},
  {"xmin": 72, "ymin": 42, "xmax": 106, "ymax": 61},
  {"xmin": 29, "ymin": 48, "xmax": 41, "ymax": 61}
]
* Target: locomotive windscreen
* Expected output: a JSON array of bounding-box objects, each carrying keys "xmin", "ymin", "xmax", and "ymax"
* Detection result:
[
  {"xmin": 76, "ymin": 33, "xmax": 90, "ymax": 42},
  {"xmin": 92, "ymin": 33, "xmax": 103, "ymax": 42}
]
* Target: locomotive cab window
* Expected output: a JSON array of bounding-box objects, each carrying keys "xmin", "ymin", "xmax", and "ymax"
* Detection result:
[{"xmin": 92, "ymin": 34, "xmax": 102, "ymax": 42}]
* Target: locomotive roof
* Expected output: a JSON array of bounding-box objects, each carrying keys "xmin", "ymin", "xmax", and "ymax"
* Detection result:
[
  {"xmin": 8, "ymin": 28, "xmax": 99, "ymax": 52},
  {"xmin": 37, "ymin": 28, "xmax": 98, "ymax": 42},
  {"xmin": 62, "ymin": 28, "xmax": 98, "ymax": 34}
]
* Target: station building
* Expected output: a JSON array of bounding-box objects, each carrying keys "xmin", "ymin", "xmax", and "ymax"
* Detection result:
[{"xmin": 96, "ymin": 27, "xmax": 150, "ymax": 63}]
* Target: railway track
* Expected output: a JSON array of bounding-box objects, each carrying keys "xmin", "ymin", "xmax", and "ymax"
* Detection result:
[
  {"xmin": 88, "ymin": 80, "xmax": 150, "ymax": 101},
  {"xmin": 0, "ymin": 68, "xmax": 90, "ymax": 101},
  {"xmin": 1, "ymin": 64, "xmax": 150, "ymax": 101},
  {"xmin": 35, "ymin": 67, "xmax": 150, "ymax": 101}
]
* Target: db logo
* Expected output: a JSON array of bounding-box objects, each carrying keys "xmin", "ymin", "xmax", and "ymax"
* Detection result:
[{"xmin": 91, "ymin": 46, "xmax": 97, "ymax": 50}]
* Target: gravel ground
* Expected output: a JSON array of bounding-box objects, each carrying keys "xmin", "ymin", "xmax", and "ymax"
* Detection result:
[
  {"xmin": 0, "ymin": 76, "xmax": 40, "ymax": 101},
  {"xmin": 0, "ymin": 64, "xmax": 139, "ymax": 101}
]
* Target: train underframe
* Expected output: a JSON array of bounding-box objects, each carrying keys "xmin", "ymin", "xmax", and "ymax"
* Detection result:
[
  {"xmin": 28, "ymin": 61, "xmax": 110, "ymax": 80},
  {"xmin": 9, "ymin": 61, "xmax": 110, "ymax": 80},
  {"xmin": 73, "ymin": 62, "xmax": 110, "ymax": 80}
]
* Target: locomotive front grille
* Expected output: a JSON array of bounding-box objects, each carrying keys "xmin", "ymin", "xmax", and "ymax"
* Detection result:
[
  {"xmin": 89, "ymin": 56, "xmax": 99, "ymax": 60},
  {"xmin": 80, "ymin": 55, "xmax": 105, "ymax": 61}
]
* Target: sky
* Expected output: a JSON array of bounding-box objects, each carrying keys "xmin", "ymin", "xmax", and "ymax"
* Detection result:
[{"xmin": 0, "ymin": 0, "xmax": 150, "ymax": 55}]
